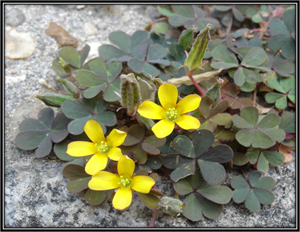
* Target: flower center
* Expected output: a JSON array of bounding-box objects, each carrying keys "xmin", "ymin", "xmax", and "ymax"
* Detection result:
[
  {"xmin": 96, "ymin": 141, "xmax": 110, "ymax": 154},
  {"xmin": 165, "ymin": 107, "xmax": 179, "ymax": 122},
  {"xmin": 118, "ymin": 174, "xmax": 132, "ymax": 188}
]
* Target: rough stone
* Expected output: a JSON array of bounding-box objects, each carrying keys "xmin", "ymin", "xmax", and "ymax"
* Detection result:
[
  {"xmin": 5, "ymin": 7, "xmax": 26, "ymax": 27},
  {"xmin": 4, "ymin": 4, "xmax": 296, "ymax": 228}
]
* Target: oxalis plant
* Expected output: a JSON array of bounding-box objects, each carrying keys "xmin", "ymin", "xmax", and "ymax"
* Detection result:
[{"xmin": 15, "ymin": 5, "xmax": 295, "ymax": 226}]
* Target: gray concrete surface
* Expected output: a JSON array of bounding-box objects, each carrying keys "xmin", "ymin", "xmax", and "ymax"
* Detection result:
[{"xmin": 4, "ymin": 4, "xmax": 296, "ymax": 228}]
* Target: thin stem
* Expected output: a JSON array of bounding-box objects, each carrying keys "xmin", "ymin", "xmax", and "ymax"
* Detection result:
[
  {"xmin": 259, "ymin": 5, "xmax": 273, "ymax": 39},
  {"xmin": 149, "ymin": 209, "xmax": 157, "ymax": 227},
  {"xmin": 252, "ymin": 85, "xmax": 257, "ymax": 106},
  {"xmin": 187, "ymin": 70, "xmax": 206, "ymax": 96},
  {"xmin": 159, "ymin": 167, "xmax": 171, "ymax": 179},
  {"xmin": 223, "ymin": 12, "xmax": 233, "ymax": 37},
  {"xmin": 152, "ymin": 17, "xmax": 168, "ymax": 24}
]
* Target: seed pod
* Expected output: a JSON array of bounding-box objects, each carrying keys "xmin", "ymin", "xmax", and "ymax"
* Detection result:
[
  {"xmin": 120, "ymin": 73, "xmax": 141, "ymax": 115},
  {"xmin": 36, "ymin": 93, "xmax": 76, "ymax": 108},
  {"xmin": 57, "ymin": 76, "xmax": 79, "ymax": 98},
  {"xmin": 183, "ymin": 24, "xmax": 211, "ymax": 72},
  {"xmin": 158, "ymin": 196, "xmax": 185, "ymax": 216}
]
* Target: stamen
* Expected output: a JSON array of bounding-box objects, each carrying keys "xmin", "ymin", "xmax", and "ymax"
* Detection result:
[
  {"xmin": 165, "ymin": 107, "xmax": 178, "ymax": 122},
  {"xmin": 118, "ymin": 175, "xmax": 132, "ymax": 188},
  {"xmin": 97, "ymin": 141, "xmax": 110, "ymax": 153}
]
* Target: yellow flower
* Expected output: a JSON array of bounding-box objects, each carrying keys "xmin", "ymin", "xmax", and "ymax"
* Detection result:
[
  {"xmin": 66, "ymin": 120, "xmax": 127, "ymax": 175},
  {"xmin": 89, "ymin": 155, "xmax": 155, "ymax": 210},
  {"xmin": 137, "ymin": 83, "xmax": 201, "ymax": 138}
]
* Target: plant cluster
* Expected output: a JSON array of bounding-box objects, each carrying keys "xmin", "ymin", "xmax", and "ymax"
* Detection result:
[{"xmin": 15, "ymin": 4, "xmax": 295, "ymax": 225}]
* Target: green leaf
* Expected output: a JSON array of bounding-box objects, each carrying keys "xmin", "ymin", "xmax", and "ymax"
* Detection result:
[
  {"xmin": 59, "ymin": 47, "xmax": 81, "ymax": 68},
  {"xmin": 98, "ymin": 44, "xmax": 128, "ymax": 60},
  {"xmin": 76, "ymin": 70, "xmax": 106, "ymax": 87},
  {"xmin": 173, "ymin": 178, "xmax": 194, "ymax": 196},
  {"xmin": 231, "ymin": 176, "xmax": 250, "ymax": 203},
  {"xmin": 232, "ymin": 7, "xmax": 245, "ymax": 22},
  {"xmin": 153, "ymin": 22, "xmax": 169, "ymax": 35},
  {"xmin": 109, "ymin": 31, "xmax": 131, "ymax": 53},
  {"xmin": 157, "ymin": 6, "xmax": 176, "ymax": 16},
  {"xmin": 211, "ymin": 45, "xmax": 239, "ymax": 69},
  {"xmin": 62, "ymin": 164, "xmax": 90, "ymax": 180},
  {"xmin": 62, "ymin": 98, "xmax": 116, "ymax": 135},
  {"xmin": 85, "ymin": 189, "xmax": 106, "ymax": 206},
  {"xmin": 173, "ymin": 135, "xmax": 196, "ymax": 158},
  {"xmin": 137, "ymin": 192, "xmax": 160, "ymax": 209},
  {"xmin": 143, "ymin": 62, "xmax": 160, "ymax": 78},
  {"xmin": 80, "ymin": 44, "xmax": 90, "ymax": 66},
  {"xmin": 178, "ymin": 28, "xmax": 194, "ymax": 51},
  {"xmin": 182, "ymin": 193, "xmax": 203, "ymax": 221},
  {"xmin": 241, "ymin": 106, "xmax": 258, "ymax": 126},
  {"xmin": 197, "ymin": 194, "xmax": 223, "ymax": 219},
  {"xmin": 192, "ymin": 130, "xmax": 215, "ymax": 156},
  {"xmin": 257, "ymin": 113, "xmax": 281, "ymax": 128},
  {"xmin": 247, "ymin": 148, "xmax": 260, "ymax": 164},
  {"xmin": 232, "ymin": 152, "xmax": 249, "ymax": 166},
  {"xmin": 232, "ymin": 115, "xmax": 253, "ymax": 129},
  {"xmin": 197, "ymin": 184, "xmax": 232, "ymax": 204},
  {"xmin": 257, "ymin": 152, "xmax": 269, "ymax": 173},
  {"xmin": 209, "ymin": 113, "xmax": 232, "ymax": 126},
  {"xmin": 198, "ymin": 160, "xmax": 226, "ymax": 185},
  {"xmin": 262, "ymin": 151, "xmax": 285, "ymax": 167},
  {"xmin": 245, "ymin": 190, "xmax": 260, "ymax": 213},
  {"xmin": 199, "ymin": 96, "xmax": 214, "ymax": 118},
  {"xmin": 252, "ymin": 189, "xmax": 274, "ymax": 205},
  {"xmin": 265, "ymin": 93, "xmax": 284, "ymax": 103},
  {"xmin": 53, "ymin": 139, "xmax": 76, "ymax": 161},
  {"xmin": 67, "ymin": 178, "xmax": 91, "ymax": 193},
  {"xmin": 170, "ymin": 160, "xmax": 195, "ymax": 182},
  {"xmin": 144, "ymin": 156, "xmax": 162, "ymax": 170},
  {"xmin": 283, "ymin": 9, "xmax": 295, "ymax": 33},
  {"xmin": 269, "ymin": 18, "xmax": 289, "ymax": 34},
  {"xmin": 280, "ymin": 111, "xmax": 295, "ymax": 133},
  {"xmin": 122, "ymin": 124, "xmax": 145, "ymax": 146},
  {"xmin": 147, "ymin": 44, "xmax": 168, "ymax": 61},
  {"xmin": 252, "ymin": 176, "xmax": 275, "ymax": 189},
  {"xmin": 15, "ymin": 108, "xmax": 70, "ymax": 158},
  {"xmin": 234, "ymin": 67, "xmax": 246, "ymax": 86},
  {"xmin": 200, "ymin": 144, "xmax": 233, "ymax": 163}
]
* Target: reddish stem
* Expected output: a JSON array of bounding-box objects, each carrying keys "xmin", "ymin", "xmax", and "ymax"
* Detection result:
[
  {"xmin": 159, "ymin": 167, "xmax": 171, "ymax": 179},
  {"xmin": 187, "ymin": 71, "xmax": 206, "ymax": 96},
  {"xmin": 259, "ymin": 5, "xmax": 274, "ymax": 39},
  {"xmin": 152, "ymin": 17, "xmax": 168, "ymax": 25},
  {"xmin": 149, "ymin": 209, "xmax": 157, "ymax": 227},
  {"xmin": 252, "ymin": 85, "xmax": 257, "ymax": 106}
]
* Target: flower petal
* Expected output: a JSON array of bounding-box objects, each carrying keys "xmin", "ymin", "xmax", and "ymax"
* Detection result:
[
  {"xmin": 151, "ymin": 120, "xmax": 175, "ymax": 138},
  {"xmin": 67, "ymin": 141, "xmax": 97, "ymax": 157},
  {"xmin": 84, "ymin": 120, "xmax": 105, "ymax": 143},
  {"xmin": 176, "ymin": 94, "xmax": 201, "ymax": 114},
  {"xmin": 89, "ymin": 171, "xmax": 119, "ymax": 190},
  {"xmin": 85, "ymin": 154, "xmax": 108, "ymax": 175},
  {"xmin": 107, "ymin": 129, "xmax": 127, "ymax": 147},
  {"xmin": 118, "ymin": 155, "xmax": 135, "ymax": 177},
  {"xmin": 113, "ymin": 188, "xmax": 132, "ymax": 210},
  {"xmin": 137, "ymin": 101, "xmax": 164, "ymax": 119},
  {"xmin": 176, "ymin": 115, "xmax": 200, "ymax": 130},
  {"xmin": 132, "ymin": 176, "xmax": 155, "ymax": 193},
  {"xmin": 158, "ymin": 83, "xmax": 178, "ymax": 108},
  {"xmin": 107, "ymin": 147, "xmax": 123, "ymax": 161}
]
